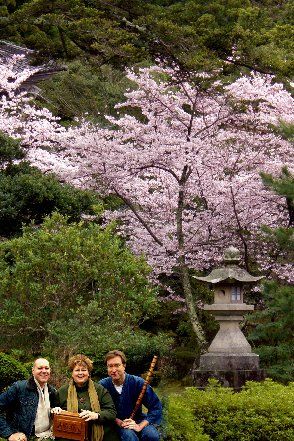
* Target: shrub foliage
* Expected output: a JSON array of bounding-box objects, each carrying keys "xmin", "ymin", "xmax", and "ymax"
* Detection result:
[
  {"xmin": 165, "ymin": 379, "xmax": 294, "ymax": 440},
  {"xmin": 0, "ymin": 353, "xmax": 29, "ymax": 392},
  {"xmin": 0, "ymin": 213, "xmax": 172, "ymax": 369}
]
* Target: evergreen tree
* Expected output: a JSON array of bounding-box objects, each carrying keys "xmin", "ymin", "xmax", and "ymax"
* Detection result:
[
  {"xmin": 248, "ymin": 162, "xmax": 294, "ymax": 383},
  {"xmin": 0, "ymin": 132, "xmax": 100, "ymax": 237},
  {"xmin": 0, "ymin": 0, "xmax": 292, "ymax": 76},
  {"xmin": 249, "ymin": 281, "xmax": 294, "ymax": 383}
]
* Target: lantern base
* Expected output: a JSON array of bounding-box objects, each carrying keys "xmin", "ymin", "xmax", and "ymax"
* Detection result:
[
  {"xmin": 199, "ymin": 352, "xmax": 260, "ymax": 370},
  {"xmin": 192, "ymin": 367, "xmax": 266, "ymax": 391}
]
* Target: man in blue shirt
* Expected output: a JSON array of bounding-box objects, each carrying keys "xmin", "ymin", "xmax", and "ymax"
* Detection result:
[{"xmin": 100, "ymin": 350, "xmax": 162, "ymax": 441}]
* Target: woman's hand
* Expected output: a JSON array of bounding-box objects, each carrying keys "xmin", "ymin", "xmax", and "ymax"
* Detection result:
[
  {"xmin": 79, "ymin": 410, "xmax": 100, "ymax": 421},
  {"xmin": 51, "ymin": 407, "xmax": 64, "ymax": 414}
]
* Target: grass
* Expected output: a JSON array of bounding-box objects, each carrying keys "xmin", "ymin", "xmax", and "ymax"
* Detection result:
[{"xmin": 155, "ymin": 380, "xmax": 185, "ymax": 398}]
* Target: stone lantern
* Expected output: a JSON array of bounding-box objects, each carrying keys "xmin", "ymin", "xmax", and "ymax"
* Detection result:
[{"xmin": 193, "ymin": 246, "xmax": 265, "ymax": 390}]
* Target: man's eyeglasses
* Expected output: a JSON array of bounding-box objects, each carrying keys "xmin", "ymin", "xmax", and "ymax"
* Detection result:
[{"xmin": 107, "ymin": 363, "xmax": 122, "ymax": 369}]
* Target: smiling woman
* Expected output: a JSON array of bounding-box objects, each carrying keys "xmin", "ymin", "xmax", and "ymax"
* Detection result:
[
  {"xmin": 71, "ymin": 363, "xmax": 90, "ymax": 388},
  {"xmin": 51, "ymin": 355, "xmax": 119, "ymax": 441}
]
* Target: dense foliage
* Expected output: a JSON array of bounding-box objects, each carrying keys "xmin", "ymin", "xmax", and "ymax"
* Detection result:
[
  {"xmin": 1, "ymin": 0, "xmax": 292, "ymax": 128},
  {"xmin": 247, "ymin": 166, "xmax": 294, "ymax": 383},
  {"xmin": 37, "ymin": 61, "xmax": 131, "ymax": 121},
  {"xmin": 2, "ymin": 55, "xmax": 292, "ymax": 346},
  {"xmin": 0, "ymin": 132, "xmax": 100, "ymax": 237},
  {"xmin": 0, "ymin": 1, "xmax": 293, "ymax": 76},
  {"xmin": 248, "ymin": 281, "xmax": 294, "ymax": 384},
  {"xmin": 0, "ymin": 352, "xmax": 29, "ymax": 392},
  {"xmin": 0, "ymin": 213, "xmax": 171, "ymax": 363},
  {"xmin": 0, "ymin": 0, "xmax": 293, "ymax": 381},
  {"xmin": 165, "ymin": 379, "xmax": 294, "ymax": 440}
]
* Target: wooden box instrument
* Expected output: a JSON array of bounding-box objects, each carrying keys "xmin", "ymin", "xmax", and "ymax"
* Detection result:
[{"xmin": 53, "ymin": 412, "xmax": 89, "ymax": 441}]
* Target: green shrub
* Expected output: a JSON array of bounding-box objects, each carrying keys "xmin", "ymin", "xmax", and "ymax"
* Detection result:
[
  {"xmin": 164, "ymin": 392, "xmax": 209, "ymax": 441},
  {"xmin": 89, "ymin": 332, "xmax": 172, "ymax": 380},
  {"xmin": 165, "ymin": 379, "xmax": 294, "ymax": 440},
  {"xmin": 0, "ymin": 213, "xmax": 170, "ymax": 357},
  {"xmin": 0, "ymin": 353, "xmax": 29, "ymax": 392}
]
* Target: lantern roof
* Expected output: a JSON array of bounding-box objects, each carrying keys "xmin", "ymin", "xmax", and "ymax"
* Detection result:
[{"xmin": 194, "ymin": 246, "xmax": 264, "ymax": 284}]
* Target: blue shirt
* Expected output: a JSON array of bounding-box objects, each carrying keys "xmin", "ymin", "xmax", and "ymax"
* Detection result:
[{"xmin": 99, "ymin": 373, "xmax": 162, "ymax": 425}]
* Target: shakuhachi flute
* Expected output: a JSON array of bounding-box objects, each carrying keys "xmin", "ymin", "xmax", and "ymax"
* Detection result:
[{"xmin": 129, "ymin": 355, "xmax": 158, "ymax": 420}]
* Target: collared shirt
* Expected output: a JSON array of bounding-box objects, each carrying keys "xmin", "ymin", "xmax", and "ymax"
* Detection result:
[{"xmin": 34, "ymin": 380, "xmax": 52, "ymax": 439}]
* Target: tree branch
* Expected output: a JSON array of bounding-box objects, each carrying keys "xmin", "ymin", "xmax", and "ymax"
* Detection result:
[
  {"xmin": 112, "ymin": 187, "xmax": 163, "ymax": 246},
  {"xmin": 230, "ymin": 186, "xmax": 250, "ymax": 270}
]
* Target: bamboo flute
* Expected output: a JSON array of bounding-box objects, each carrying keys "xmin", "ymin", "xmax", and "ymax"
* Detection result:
[{"xmin": 129, "ymin": 355, "xmax": 158, "ymax": 420}]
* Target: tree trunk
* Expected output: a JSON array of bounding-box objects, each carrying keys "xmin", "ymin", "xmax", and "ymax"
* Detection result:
[
  {"xmin": 179, "ymin": 256, "xmax": 207, "ymax": 348},
  {"xmin": 177, "ymin": 166, "xmax": 207, "ymax": 349},
  {"xmin": 113, "ymin": 167, "xmax": 207, "ymax": 348}
]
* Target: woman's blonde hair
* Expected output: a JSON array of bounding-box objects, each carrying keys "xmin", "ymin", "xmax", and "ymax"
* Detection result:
[{"xmin": 68, "ymin": 354, "xmax": 93, "ymax": 372}]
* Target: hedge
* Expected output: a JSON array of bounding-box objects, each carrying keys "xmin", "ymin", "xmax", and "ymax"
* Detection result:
[
  {"xmin": 165, "ymin": 379, "xmax": 294, "ymax": 440},
  {"xmin": 0, "ymin": 352, "xmax": 29, "ymax": 392}
]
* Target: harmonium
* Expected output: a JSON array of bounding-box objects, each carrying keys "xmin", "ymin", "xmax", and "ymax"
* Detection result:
[{"xmin": 53, "ymin": 411, "xmax": 89, "ymax": 441}]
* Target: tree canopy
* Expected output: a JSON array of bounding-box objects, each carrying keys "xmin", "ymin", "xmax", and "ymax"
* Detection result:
[
  {"xmin": 0, "ymin": 0, "xmax": 293, "ymax": 76},
  {"xmin": 0, "ymin": 213, "xmax": 170, "ymax": 362},
  {"xmin": 248, "ymin": 165, "xmax": 294, "ymax": 383},
  {"xmin": 0, "ymin": 0, "xmax": 293, "ymax": 375},
  {"xmin": 0, "ymin": 132, "xmax": 100, "ymax": 237},
  {"xmin": 1, "ymin": 53, "xmax": 293, "ymax": 347}
]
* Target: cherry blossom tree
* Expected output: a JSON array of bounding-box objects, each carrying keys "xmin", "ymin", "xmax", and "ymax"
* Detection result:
[{"xmin": 1, "ymin": 56, "xmax": 293, "ymax": 346}]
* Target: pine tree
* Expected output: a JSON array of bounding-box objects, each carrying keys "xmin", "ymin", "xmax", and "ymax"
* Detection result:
[{"xmin": 248, "ymin": 136, "xmax": 294, "ymax": 383}]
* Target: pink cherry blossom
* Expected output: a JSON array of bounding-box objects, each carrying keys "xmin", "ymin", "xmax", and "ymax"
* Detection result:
[{"xmin": 1, "ymin": 58, "xmax": 293, "ymax": 344}]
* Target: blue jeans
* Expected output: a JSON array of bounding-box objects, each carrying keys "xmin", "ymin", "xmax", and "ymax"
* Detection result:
[{"xmin": 119, "ymin": 425, "xmax": 160, "ymax": 441}]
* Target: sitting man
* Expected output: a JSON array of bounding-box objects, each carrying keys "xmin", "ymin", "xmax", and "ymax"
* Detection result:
[
  {"xmin": 99, "ymin": 350, "xmax": 162, "ymax": 441},
  {"xmin": 0, "ymin": 358, "xmax": 56, "ymax": 441}
]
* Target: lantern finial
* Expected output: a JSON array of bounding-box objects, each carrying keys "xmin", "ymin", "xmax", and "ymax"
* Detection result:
[{"xmin": 223, "ymin": 246, "xmax": 240, "ymax": 265}]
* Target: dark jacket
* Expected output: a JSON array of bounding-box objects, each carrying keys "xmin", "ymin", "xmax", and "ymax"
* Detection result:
[
  {"xmin": 56, "ymin": 381, "xmax": 119, "ymax": 441},
  {"xmin": 0, "ymin": 377, "xmax": 56, "ymax": 439},
  {"xmin": 100, "ymin": 373, "xmax": 162, "ymax": 425}
]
